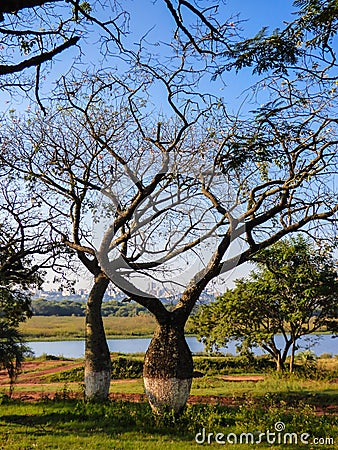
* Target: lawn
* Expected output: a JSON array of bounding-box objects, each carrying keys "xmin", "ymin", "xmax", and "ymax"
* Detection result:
[
  {"xmin": 0, "ymin": 398, "xmax": 337, "ymax": 449},
  {"xmin": 1, "ymin": 355, "xmax": 337, "ymax": 449}
]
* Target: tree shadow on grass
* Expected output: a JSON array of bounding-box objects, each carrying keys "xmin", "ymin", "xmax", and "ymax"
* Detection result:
[{"xmin": 0, "ymin": 399, "xmax": 199, "ymax": 440}]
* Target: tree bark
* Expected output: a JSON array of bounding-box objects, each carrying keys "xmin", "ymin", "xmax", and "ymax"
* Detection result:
[
  {"xmin": 143, "ymin": 318, "xmax": 193, "ymax": 415},
  {"xmin": 84, "ymin": 271, "xmax": 111, "ymax": 400},
  {"xmin": 0, "ymin": 0, "xmax": 62, "ymax": 15},
  {"xmin": 289, "ymin": 340, "xmax": 296, "ymax": 373},
  {"xmin": 276, "ymin": 351, "xmax": 284, "ymax": 372}
]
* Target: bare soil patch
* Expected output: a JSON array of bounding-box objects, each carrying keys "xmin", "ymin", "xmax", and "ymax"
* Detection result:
[
  {"xmin": 0, "ymin": 361, "xmax": 265, "ymax": 386},
  {"xmin": 219, "ymin": 375, "xmax": 265, "ymax": 382},
  {"xmin": 0, "ymin": 361, "xmax": 83, "ymax": 385},
  {"xmin": 1, "ymin": 361, "xmax": 337, "ymax": 416}
]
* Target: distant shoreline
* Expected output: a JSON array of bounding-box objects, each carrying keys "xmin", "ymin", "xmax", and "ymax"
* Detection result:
[
  {"xmin": 19, "ymin": 315, "xmax": 195, "ymax": 341},
  {"xmin": 19, "ymin": 315, "xmax": 333, "ymax": 342}
]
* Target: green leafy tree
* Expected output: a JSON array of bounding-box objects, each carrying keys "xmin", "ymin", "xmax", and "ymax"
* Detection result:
[
  {"xmin": 0, "ymin": 278, "xmax": 35, "ymax": 393},
  {"xmin": 192, "ymin": 237, "xmax": 338, "ymax": 372},
  {"xmin": 0, "ymin": 183, "xmax": 45, "ymax": 391},
  {"xmin": 0, "ymin": 322, "xmax": 31, "ymax": 395}
]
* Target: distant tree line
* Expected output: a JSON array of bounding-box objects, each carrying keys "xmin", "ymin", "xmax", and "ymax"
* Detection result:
[{"xmin": 31, "ymin": 299, "xmax": 149, "ymax": 317}]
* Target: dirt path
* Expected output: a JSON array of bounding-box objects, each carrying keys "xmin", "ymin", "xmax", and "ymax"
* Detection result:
[
  {"xmin": 0, "ymin": 361, "xmax": 82, "ymax": 385},
  {"xmin": 219, "ymin": 375, "xmax": 265, "ymax": 382},
  {"xmin": 1, "ymin": 361, "xmax": 337, "ymax": 416},
  {"xmin": 0, "ymin": 361, "xmax": 266, "ymax": 387}
]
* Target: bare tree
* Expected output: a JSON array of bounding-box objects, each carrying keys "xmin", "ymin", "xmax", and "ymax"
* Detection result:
[
  {"xmin": 1, "ymin": 0, "xmax": 337, "ymax": 414},
  {"xmin": 2, "ymin": 57, "xmax": 337, "ymax": 409},
  {"xmin": 86, "ymin": 79, "xmax": 338, "ymax": 413},
  {"xmin": 0, "ymin": 172, "xmax": 66, "ymax": 282},
  {"xmin": 0, "ymin": 0, "xmax": 233, "ymax": 108},
  {"xmin": 0, "ymin": 0, "xmax": 236, "ymax": 402}
]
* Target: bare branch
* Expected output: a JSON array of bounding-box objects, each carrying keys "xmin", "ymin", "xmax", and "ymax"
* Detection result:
[{"xmin": 0, "ymin": 36, "xmax": 79, "ymax": 75}]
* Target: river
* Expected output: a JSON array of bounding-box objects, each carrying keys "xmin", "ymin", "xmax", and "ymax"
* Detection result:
[{"xmin": 27, "ymin": 334, "xmax": 337, "ymax": 359}]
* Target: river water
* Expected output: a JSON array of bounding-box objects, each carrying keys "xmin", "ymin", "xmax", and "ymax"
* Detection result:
[{"xmin": 27, "ymin": 335, "xmax": 337, "ymax": 359}]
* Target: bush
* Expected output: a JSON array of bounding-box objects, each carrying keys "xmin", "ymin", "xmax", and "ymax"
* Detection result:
[
  {"xmin": 47, "ymin": 356, "xmax": 144, "ymax": 382},
  {"xmin": 47, "ymin": 354, "xmax": 280, "ymax": 383},
  {"xmin": 111, "ymin": 356, "xmax": 143, "ymax": 379},
  {"xmin": 193, "ymin": 355, "xmax": 275, "ymax": 375}
]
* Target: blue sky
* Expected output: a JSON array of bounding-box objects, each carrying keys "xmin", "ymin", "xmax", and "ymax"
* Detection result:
[
  {"xmin": 107, "ymin": 0, "xmax": 297, "ymax": 112},
  {"xmin": 0, "ymin": 0, "xmax": 299, "ymax": 125},
  {"xmin": 2, "ymin": 0, "xmax": 297, "ymax": 108},
  {"xmin": 127, "ymin": 0, "xmax": 296, "ymax": 40}
]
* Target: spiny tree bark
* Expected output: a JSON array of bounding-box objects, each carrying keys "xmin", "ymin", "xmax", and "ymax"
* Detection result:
[
  {"xmin": 143, "ymin": 319, "xmax": 193, "ymax": 414},
  {"xmin": 84, "ymin": 271, "xmax": 111, "ymax": 400}
]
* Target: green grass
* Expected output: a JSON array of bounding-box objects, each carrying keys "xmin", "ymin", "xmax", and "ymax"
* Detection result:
[
  {"xmin": 1, "ymin": 357, "xmax": 337, "ymax": 449},
  {"xmin": 109, "ymin": 380, "xmax": 145, "ymax": 394},
  {"xmin": 19, "ymin": 315, "xmax": 158, "ymax": 340},
  {"xmin": 0, "ymin": 398, "xmax": 336, "ymax": 449},
  {"xmin": 109, "ymin": 375, "xmax": 338, "ymax": 402},
  {"xmin": 191, "ymin": 375, "xmax": 338, "ymax": 398}
]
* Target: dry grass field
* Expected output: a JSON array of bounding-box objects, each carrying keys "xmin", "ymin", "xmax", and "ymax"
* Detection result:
[{"xmin": 19, "ymin": 315, "xmax": 158, "ymax": 340}]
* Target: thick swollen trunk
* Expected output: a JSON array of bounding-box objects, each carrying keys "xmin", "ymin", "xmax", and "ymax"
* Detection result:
[
  {"xmin": 143, "ymin": 321, "xmax": 193, "ymax": 415},
  {"xmin": 84, "ymin": 272, "xmax": 111, "ymax": 400}
]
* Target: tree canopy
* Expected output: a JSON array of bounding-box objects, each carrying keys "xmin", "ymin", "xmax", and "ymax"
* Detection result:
[
  {"xmin": 0, "ymin": 0, "xmax": 232, "ymax": 108},
  {"xmin": 0, "ymin": 243, "xmax": 41, "ymax": 391},
  {"xmin": 192, "ymin": 236, "xmax": 338, "ymax": 372}
]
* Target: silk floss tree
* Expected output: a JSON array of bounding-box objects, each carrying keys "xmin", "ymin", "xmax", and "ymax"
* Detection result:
[
  {"xmin": 93, "ymin": 130, "xmax": 245, "ymax": 414},
  {"xmin": 3, "ymin": 46, "xmax": 338, "ymax": 412},
  {"xmin": 88, "ymin": 5, "xmax": 338, "ymax": 409},
  {"xmin": 90, "ymin": 107, "xmax": 338, "ymax": 413},
  {"xmin": 2, "ymin": 0, "xmax": 338, "ymax": 414},
  {"xmin": 0, "ymin": 0, "xmax": 239, "ymax": 404},
  {"xmin": 73, "ymin": 64, "xmax": 338, "ymax": 412},
  {"xmin": 3, "ymin": 73, "xmax": 338, "ymax": 412}
]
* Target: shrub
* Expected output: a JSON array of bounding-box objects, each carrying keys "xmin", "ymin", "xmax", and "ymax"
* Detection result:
[
  {"xmin": 110, "ymin": 356, "xmax": 143, "ymax": 379},
  {"xmin": 47, "ymin": 356, "xmax": 144, "ymax": 382},
  {"xmin": 193, "ymin": 355, "xmax": 275, "ymax": 375}
]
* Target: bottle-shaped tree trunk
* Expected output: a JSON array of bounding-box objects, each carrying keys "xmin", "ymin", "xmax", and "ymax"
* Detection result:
[
  {"xmin": 84, "ymin": 272, "xmax": 111, "ymax": 400},
  {"xmin": 143, "ymin": 319, "xmax": 193, "ymax": 415}
]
